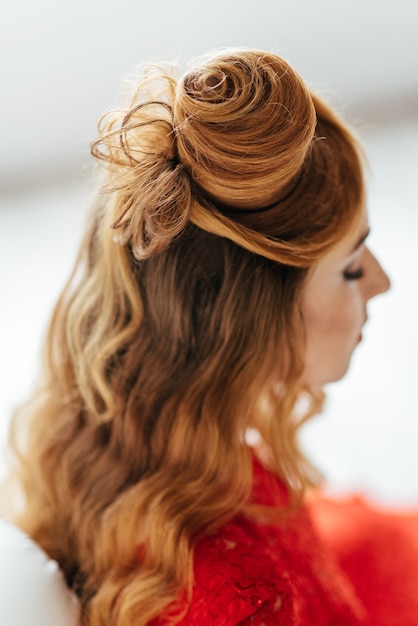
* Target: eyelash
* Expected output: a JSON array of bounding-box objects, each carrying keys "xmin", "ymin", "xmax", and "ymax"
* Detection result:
[{"xmin": 343, "ymin": 267, "xmax": 364, "ymax": 281}]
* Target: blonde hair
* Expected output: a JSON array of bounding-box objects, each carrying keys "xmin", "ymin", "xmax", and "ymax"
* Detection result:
[{"xmin": 5, "ymin": 49, "xmax": 365, "ymax": 625}]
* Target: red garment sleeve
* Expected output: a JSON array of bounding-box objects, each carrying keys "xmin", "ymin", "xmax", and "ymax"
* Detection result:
[{"xmin": 309, "ymin": 494, "xmax": 418, "ymax": 626}]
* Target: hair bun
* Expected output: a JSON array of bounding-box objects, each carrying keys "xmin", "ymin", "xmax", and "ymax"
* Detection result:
[{"xmin": 173, "ymin": 49, "xmax": 316, "ymax": 209}]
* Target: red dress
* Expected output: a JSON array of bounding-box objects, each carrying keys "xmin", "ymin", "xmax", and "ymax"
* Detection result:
[{"xmin": 155, "ymin": 457, "xmax": 418, "ymax": 625}]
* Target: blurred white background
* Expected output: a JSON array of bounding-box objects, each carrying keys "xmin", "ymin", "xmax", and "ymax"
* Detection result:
[{"xmin": 1, "ymin": 0, "xmax": 417, "ymax": 506}]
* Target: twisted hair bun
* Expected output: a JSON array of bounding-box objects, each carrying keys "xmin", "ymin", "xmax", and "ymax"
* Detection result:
[
  {"xmin": 91, "ymin": 49, "xmax": 363, "ymax": 264},
  {"xmin": 174, "ymin": 49, "xmax": 316, "ymax": 208}
]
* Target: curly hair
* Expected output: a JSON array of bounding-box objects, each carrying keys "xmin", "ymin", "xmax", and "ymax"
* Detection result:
[{"xmin": 4, "ymin": 49, "xmax": 365, "ymax": 625}]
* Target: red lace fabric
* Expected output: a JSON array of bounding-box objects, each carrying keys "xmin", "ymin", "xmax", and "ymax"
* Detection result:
[{"xmin": 152, "ymin": 458, "xmax": 418, "ymax": 625}]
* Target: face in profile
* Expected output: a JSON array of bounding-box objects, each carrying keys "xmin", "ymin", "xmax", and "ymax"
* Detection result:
[{"xmin": 301, "ymin": 210, "xmax": 390, "ymax": 387}]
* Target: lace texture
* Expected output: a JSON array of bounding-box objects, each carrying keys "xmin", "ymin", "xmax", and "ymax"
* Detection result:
[{"xmin": 155, "ymin": 458, "xmax": 370, "ymax": 625}]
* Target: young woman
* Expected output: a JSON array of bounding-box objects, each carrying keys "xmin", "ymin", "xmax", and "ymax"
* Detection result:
[{"xmin": 5, "ymin": 48, "xmax": 416, "ymax": 626}]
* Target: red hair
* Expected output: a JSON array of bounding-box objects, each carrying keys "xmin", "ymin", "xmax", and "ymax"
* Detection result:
[{"xmin": 6, "ymin": 49, "xmax": 365, "ymax": 625}]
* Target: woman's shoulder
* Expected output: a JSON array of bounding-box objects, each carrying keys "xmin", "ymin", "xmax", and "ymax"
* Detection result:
[
  {"xmin": 175, "ymin": 515, "xmax": 296, "ymax": 625},
  {"xmin": 0, "ymin": 519, "xmax": 80, "ymax": 626}
]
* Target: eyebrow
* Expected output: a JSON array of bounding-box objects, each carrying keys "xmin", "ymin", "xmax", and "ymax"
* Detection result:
[{"xmin": 351, "ymin": 227, "xmax": 370, "ymax": 253}]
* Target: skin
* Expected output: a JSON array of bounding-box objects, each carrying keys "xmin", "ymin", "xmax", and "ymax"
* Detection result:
[{"xmin": 301, "ymin": 210, "xmax": 391, "ymax": 386}]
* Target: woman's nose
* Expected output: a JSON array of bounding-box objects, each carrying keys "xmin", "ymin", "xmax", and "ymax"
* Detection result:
[{"xmin": 365, "ymin": 248, "xmax": 391, "ymax": 300}]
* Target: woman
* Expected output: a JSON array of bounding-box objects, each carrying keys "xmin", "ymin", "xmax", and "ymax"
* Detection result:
[{"xmin": 4, "ymin": 48, "xmax": 412, "ymax": 625}]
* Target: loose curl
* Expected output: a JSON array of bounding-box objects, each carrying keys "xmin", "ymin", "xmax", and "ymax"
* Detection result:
[{"xmin": 5, "ymin": 49, "xmax": 365, "ymax": 625}]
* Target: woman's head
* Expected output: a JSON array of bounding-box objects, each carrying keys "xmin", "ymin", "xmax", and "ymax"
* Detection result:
[
  {"xmin": 7, "ymin": 48, "xmax": 388, "ymax": 625},
  {"xmin": 89, "ymin": 48, "xmax": 371, "ymax": 399}
]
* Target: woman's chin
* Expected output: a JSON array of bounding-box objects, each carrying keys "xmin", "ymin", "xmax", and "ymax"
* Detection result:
[{"xmin": 303, "ymin": 360, "xmax": 353, "ymax": 387}]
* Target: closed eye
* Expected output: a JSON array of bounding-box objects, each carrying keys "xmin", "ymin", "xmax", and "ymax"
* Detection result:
[{"xmin": 343, "ymin": 267, "xmax": 364, "ymax": 281}]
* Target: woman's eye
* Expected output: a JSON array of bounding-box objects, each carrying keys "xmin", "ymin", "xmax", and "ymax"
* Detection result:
[{"xmin": 343, "ymin": 267, "xmax": 364, "ymax": 281}]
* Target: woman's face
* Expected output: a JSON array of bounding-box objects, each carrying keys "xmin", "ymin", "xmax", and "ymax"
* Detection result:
[{"xmin": 301, "ymin": 210, "xmax": 390, "ymax": 386}]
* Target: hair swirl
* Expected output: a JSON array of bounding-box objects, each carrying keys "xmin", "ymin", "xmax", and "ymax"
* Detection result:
[
  {"xmin": 4, "ymin": 49, "xmax": 365, "ymax": 625},
  {"xmin": 174, "ymin": 50, "xmax": 316, "ymax": 206}
]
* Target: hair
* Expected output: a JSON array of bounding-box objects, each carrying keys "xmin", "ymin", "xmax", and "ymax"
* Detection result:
[{"xmin": 4, "ymin": 49, "xmax": 365, "ymax": 625}]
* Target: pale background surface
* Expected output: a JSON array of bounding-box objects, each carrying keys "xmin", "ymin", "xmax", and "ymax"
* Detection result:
[{"xmin": 1, "ymin": 0, "xmax": 417, "ymax": 506}]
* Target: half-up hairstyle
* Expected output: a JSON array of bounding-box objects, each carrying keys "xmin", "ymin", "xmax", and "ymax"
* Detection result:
[{"xmin": 5, "ymin": 48, "xmax": 365, "ymax": 625}]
